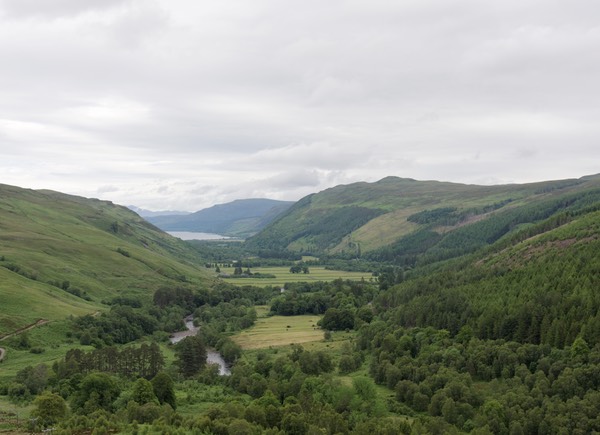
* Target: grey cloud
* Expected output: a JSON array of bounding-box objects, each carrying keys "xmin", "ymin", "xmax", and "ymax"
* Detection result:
[
  {"xmin": 0, "ymin": 0, "xmax": 130, "ymax": 18},
  {"xmin": 1, "ymin": 0, "xmax": 599, "ymax": 210},
  {"xmin": 97, "ymin": 185, "xmax": 120, "ymax": 194},
  {"xmin": 259, "ymin": 170, "xmax": 322, "ymax": 190}
]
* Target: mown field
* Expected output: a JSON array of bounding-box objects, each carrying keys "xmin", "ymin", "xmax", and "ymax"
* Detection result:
[
  {"xmin": 217, "ymin": 266, "xmax": 374, "ymax": 287},
  {"xmin": 232, "ymin": 313, "xmax": 324, "ymax": 349}
]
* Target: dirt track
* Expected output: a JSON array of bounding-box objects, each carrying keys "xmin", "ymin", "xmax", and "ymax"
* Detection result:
[
  {"xmin": 0, "ymin": 319, "xmax": 49, "ymax": 341},
  {"xmin": 0, "ymin": 319, "xmax": 50, "ymax": 362}
]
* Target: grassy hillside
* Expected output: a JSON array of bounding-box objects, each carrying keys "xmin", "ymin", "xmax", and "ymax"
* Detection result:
[
  {"xmin": 147, "ymin": 198, "xmax": 294, "ymax": 238},
  {"xmin": 0, "ymin": 184, "xmax": 211, "ymax": 334},
  {"xmin": 246, "ymin": 174, "xmax": 600, "ymax": 263}
]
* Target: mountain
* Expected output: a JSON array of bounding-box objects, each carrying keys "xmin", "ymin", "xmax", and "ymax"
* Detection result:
[
  {"xmin": 0, "ymin": 183, "xmax": 210, "ymax": 335},
  {"xmin": 127, "ymin": 206, "xmax": 190, "ymax": 218},
  {"xmin": 246, "ymin": 174, "xmax": 600, "ymax": 264},
  {"xmin": 146, "ymin": 198, "xmax": 295, "ymax": 238}
]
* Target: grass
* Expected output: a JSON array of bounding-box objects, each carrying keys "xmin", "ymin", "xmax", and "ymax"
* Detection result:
[
  {"xmin": 218, "ymin": 266, "xmax": 374, "ymax": 287},
  {"xmin": 0, "ymin": 183, "xmax": 212, "ymax": 333},
  {"xmin": 0, "ymin": 269, "xmax": 97, "ymax": 335},
  {"xmin": 0, "ymin": 321, "xmax": 94, "ymax": 384},
  {"xmin": 0, "ymin": 396, "xmax": 31, "ymax": 434},
  {"xmin": 232, "ymin": 312, "xmax": 324, "ymax": 349}
]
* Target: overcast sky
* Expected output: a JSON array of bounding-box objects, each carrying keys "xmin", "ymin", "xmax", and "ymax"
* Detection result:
[{"xmin": 1, "ymin": 0, "xmax": 599, "ymax": 211}]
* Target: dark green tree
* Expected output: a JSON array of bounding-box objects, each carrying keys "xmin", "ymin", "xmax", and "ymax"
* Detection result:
[
  {"xmin": 175, "ymin": 336, "xmax": 207, "ymax": 378},
  {"xmin": 71, "ymin": 373, "xmax": 121, "ymax": 414},
  {"xmin": 151, "ymin": 372, "xmax": 176, "ymax": 410},
  {"xmin": 131, "ymin": 378, "xmax": 159, "ymax": 405},
  {"xmin": 31, "ymin": 392, "xmax": 68, "ymax": 427}
]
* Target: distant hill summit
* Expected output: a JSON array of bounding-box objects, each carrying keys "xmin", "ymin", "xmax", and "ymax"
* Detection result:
[
  {"xmin": 246, "ymin": 174, "xmax": 600, "ymax": 266},
  {"xmin": 146, "ymin": 198, "xmax": 295, "ymax": 238}
]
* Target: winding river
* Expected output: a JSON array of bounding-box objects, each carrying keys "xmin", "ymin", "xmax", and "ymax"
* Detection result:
[{"xmin": 169, "ymin": 316, "xmax": 231, "ymax": 376}]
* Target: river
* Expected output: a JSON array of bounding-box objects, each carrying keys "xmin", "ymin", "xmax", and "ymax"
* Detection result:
[{"xmin": 169, "ymin": 316, "xmax": 231, "ymax": 376}]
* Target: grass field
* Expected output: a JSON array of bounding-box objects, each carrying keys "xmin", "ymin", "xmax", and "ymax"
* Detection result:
[
  {"xmin": 0, "ymin": 321, "xmax": 90, "ymax": 384},
  {"xmin": 0, "ymin": 395, "xmax": 31, "ymax": 434},
  {"xmin": 218, "ymin": 266, "xmax": 374, "ymax": 287},
  {"xmin": 0, "ymin": 269, "xmax": 98, "ymax": 335},
  {"xmin": 232, "ymin": 310, "xmax": 324, "ymax": 349}
]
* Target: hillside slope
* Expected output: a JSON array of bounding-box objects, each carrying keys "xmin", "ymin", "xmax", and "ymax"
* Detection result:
[
  {"xmin": 246, "ymin": 174, "xmax": 600, "ymax": 264},
  {"xmin": 147, "ymin": 198, "xmax": 294, "ymax": 238},
  {"xmin": 0, "ymin": 184, "xmax": 210, "ymax": 334},
  {"xmin": 375, "ymin": 206, "xmax": 600, "ymax": 346}
]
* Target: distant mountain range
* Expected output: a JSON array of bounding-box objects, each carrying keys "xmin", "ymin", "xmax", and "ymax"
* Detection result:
[
  {"xmin": 144, "ymin": 198, "xmax": 295, "ymax": 238},
  {"xmin": 127, "ymin": 206, "xmax": 190, "ymax": 218}
]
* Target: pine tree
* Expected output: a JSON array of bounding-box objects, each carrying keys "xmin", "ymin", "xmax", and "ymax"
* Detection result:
[{"xmin": 175, "ymin": 336, "xmax": 207, "ymax": 378}]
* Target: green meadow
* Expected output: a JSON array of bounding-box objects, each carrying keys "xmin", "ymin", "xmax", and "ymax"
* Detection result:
[
  {"xmin": 218, "ymin": 265, "xmax": 373, "ymax": 287},
  {"xmin": 232, "ymin": 313, "xmax": 324, "ymax": 349}
]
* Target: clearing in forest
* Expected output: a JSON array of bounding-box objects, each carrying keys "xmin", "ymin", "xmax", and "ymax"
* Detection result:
[{"xmin": 232, "ymin": 314, "xmax": 323, "ymax": 349}]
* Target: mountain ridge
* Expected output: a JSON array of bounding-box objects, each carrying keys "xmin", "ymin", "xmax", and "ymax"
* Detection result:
[
  {"xmin": 246, "ymin": 174, "xmax": 600, "ymax": 263},
  {"xmin": 146, "ymin": 198, "xmax": 294, "ymax": 238}
]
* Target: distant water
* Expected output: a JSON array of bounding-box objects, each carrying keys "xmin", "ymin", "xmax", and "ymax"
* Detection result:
[{"xmin": 168, "ymin": 231, "xmax": 230, "ymax": 241}]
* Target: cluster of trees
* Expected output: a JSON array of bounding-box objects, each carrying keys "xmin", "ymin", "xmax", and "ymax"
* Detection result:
[
  {"xmin": 358, "ymin": 323, "xmax": 600, "ymax": 433},
  {"xmin": 375, "ymin": 224, "xmax": 600, "ymax": 347},
  {"xmin": 57, "ymin": 343, "xmax": 164, "ymax": 379},
  {"xmin": 195, "ymin": 300, "xmax": 257, "ymax": 333},
  {"xmin": 73, "ymin": 306, "xmax": 159, "ymax": 346},
  {"xmin": 289, "ymin": 264, "xmax": 310, "ymax": 274},
  {"xmin": 195, "ymin": 282, "xmax": 280, "ymax": 307},
  {"xmin": 2, "ymin": 354, "xmax": 177, "ymax": 430},
  {"xmin": 217, "ymin": 344, "xmax": 404, "ymax": 433},
  {"xmin": 270, "ymin": 279, "xmax": 377, "ymax": 317},
  {"xmin": 152, "ymin": 286, "xmax": 195, "ymax": 310},
  {"xmin": 192, "ymin": 282, "xmax": 273, "ymax": 333},
  {"xmin": 246, "ymin": 203, "xmax": 384, "ymax": 254}
]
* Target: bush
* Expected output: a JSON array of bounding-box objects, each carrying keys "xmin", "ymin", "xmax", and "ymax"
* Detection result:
[{"xmin": 8, "ymin": 382, "xmax": 30, "ymax": 402}]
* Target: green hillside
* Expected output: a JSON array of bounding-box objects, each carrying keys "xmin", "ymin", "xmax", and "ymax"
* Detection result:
[
  {"xmin": 0, "ymin": 184, "xmax": 210, "ymax": 335},
  {"xmin": 246, "ymin": 174, "xmax": 600, "ymax": 263},
  {"xmin": 375, "ymin": 207, "xmax": 600, "ymax": 346}
]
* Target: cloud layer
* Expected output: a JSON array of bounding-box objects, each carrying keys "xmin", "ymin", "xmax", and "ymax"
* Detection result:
[{"xmin": 1, "ymin": 0, "xmax": 599, "ymax": 210}]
